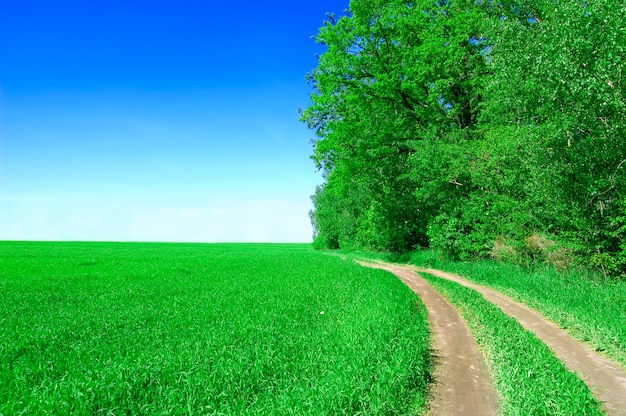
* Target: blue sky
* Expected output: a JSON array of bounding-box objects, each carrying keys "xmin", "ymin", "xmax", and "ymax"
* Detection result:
[{"xmin": 0, "ymin": 1, "xmax": 346, "ymax": 242}]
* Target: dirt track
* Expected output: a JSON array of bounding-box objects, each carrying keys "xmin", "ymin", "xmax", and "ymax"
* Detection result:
[
  {"xmin": 361, "ymin": 260, "xmax": 626, "ymax": 415},
  {"xmin": 414, "ymin": 266, "xmax": 626, "ymax": 416},
  {"xmin": 360, "ymin": 262, "xmax": 500, "ymax": 415}
]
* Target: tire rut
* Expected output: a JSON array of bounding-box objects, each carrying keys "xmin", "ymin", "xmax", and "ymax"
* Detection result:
[
  {"xmin": 359, "ymin": 261, "xmax": 500, "ymax": 415},
  {"xmin": 413, "ymin": 266, "xmax": 626, "ymax": 416}
]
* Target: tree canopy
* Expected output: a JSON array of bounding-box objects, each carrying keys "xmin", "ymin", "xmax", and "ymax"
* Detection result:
[{"xmin": 302, "ymin": 0, "xmax": 626, "ymax": 277}]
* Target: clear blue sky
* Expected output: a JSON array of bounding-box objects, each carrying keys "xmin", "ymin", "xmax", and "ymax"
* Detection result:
[{"xmin": 0, "ymin": 1, "xmax": 346, "ymax": 242}]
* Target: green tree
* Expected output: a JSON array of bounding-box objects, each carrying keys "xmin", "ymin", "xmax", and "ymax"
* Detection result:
[
  {"xmin": 303, "ymin": 0, "xmax": 491, "ymax": 252},
  {"xmin": 304, "ymin": 0, "xmax": 626, "ymax": 276},
  {"xmin": 481, "ymin": 0, "xmax": 626, "ymax": 270}
]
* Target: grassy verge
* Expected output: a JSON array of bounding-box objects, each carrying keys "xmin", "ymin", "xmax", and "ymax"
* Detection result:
[
  {"xmin": 420, "ymin": 272, "xmax": 604, "ymax": 415},
  {"xmin": 409, "ymin": 250, "xmax": 626, "ymax": 368},
  {"xmin": 0, "ymin": 242, "xmax": 432, "ymax": 415}
]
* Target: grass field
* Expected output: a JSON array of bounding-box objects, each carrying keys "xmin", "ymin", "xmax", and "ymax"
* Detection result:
[{"xmin": 0, "ymin": 242, "xmax": 432, "ymax": 415}]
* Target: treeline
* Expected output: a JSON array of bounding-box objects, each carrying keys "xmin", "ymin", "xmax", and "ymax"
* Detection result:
[{"xmin": 301, "ymin": 0, "xmax": 626, "ymax": 277}]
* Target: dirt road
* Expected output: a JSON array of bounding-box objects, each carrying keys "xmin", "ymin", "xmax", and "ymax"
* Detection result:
[
  {"xmin": 414, "ymin": 266, "xmax": 626, "ymax": 416},
  {"xmin": 360, "ymin": 262, "xmax": 500, "ymax": 415},
  {"xmin": 361, "ymin": 260, "xmax": 626, "ymax": 415}
]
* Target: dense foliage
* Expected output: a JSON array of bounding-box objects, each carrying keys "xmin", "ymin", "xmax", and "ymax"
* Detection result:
[
  {"xmin": 1, "ymin": 242, "xmax": 431, "ymax": 414},
  {"xmin": 302, "ymin": 0, "xmax": 626, "ymax": 277}
]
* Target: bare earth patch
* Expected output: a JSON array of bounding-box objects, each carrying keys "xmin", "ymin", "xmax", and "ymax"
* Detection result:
[{"xmin": 359, "ymin": 262, "xmax": 500, "ymax": 415}]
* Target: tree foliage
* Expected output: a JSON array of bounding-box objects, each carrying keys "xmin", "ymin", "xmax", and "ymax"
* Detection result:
[{"xmin": 303, "ymin": 0, "xmax": 626, "ymax": 277}]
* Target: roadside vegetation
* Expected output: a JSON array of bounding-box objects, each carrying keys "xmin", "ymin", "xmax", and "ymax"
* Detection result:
[
  {"xmin": 419, "ymin": 272, "xmax": 604, "ymax": 415},
  {"xmin": 303, "ymin": 0, "xmax": 626, "ymax": 278},
  {"xmin": 346, "ymin": 246, "xmax": 626, "ymax": 369},
  {"xmin": 0, "ymin": 241, "xmax": 432, "ymax": 415},
  {"xmin": 410, "ymin": 250, "xmax": 626, "ymax": 368}
]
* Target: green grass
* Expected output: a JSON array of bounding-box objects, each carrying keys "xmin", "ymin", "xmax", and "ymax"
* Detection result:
[
  {"xmin": 409, "ymin": 250, "xmax": 626, "ymax": 368},
  {"xmin": 0, "ymin": 242, "xmax": 432, "ymax": 415},
  {"xmin": 420, "ymin": 272, "xmax": 604, "ymax": 415}
]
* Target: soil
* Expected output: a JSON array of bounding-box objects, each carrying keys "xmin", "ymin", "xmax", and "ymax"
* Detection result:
[
  {"xmin": 360, "ymin": 260, "xmax": 626, "ymax": 416},
  {"xmin": 359, "ymin": 261, "xmax": 500, "ymax": 415}
]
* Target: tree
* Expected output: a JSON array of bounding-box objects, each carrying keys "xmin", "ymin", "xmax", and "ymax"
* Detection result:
[
  {"xmin": 481, "ymin": 0, "xmax": 626, "ymax": 270},
  {"xmin": 304, "ymin": 0, "xmax": 626, "ymax": 276},
  {"xmin": 303, "ymin": 0, "xmax": 491, "ymax": 252}
]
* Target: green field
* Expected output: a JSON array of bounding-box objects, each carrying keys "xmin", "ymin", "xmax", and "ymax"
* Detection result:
[{"xmin": 0, "ymin": 242, "xmax": 431, "ymax": 414}]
